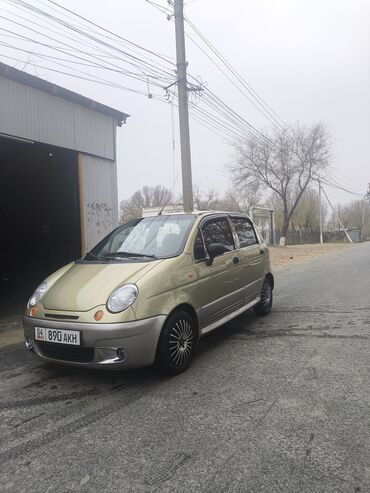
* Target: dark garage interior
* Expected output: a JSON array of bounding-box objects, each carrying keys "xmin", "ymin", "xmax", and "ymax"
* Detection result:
[{"xmin": 0, "ymin": 137, "xmax": 81, "ymax": 311}]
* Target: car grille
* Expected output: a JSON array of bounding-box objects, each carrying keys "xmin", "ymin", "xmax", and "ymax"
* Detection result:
[
  {"xmin": 44, "ymin": 314, "xmax": 79, "ymax": 320},
  {"xmin": 37, "ymin": 342, "xmax": 94, "ymax": 363}
]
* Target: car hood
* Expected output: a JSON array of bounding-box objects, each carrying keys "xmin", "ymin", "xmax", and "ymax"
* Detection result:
[{"xmin": 41, "ymin": 260, "xmax": 162, "ymax": 312}]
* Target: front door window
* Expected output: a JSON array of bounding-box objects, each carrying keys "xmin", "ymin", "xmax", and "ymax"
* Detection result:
[{"xmin": 201, "ymin": 217, "xmax": 235, "ymax": 254}]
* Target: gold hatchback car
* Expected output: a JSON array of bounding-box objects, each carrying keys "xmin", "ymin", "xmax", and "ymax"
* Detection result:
[{"xmin": 23, "ymin": 212, "xmax": 274, "ymax": 374}]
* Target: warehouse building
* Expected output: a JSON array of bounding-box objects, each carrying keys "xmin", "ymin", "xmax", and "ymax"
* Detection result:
[{"xmin": 0, "ymin": 62, "xmax": 128, "ymax": 304}]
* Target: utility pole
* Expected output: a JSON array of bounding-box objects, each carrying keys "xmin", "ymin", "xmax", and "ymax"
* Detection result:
[
  {"xmin": 174, "ymin": 0, "xmax": 193, "ymax": 212},
  {"xmin": 318, "ymin": 178, "xmax": 323, "ymax": 244},
  {"xmin": 361, "ymin": 182, "xmax": 370, "ymax": 241},
  {"xmin": 321, "ymin": 186, "xmax": 353, "ymax": 244},
  {"xmin": 366, "ymin": 182, "xmax": 370, "ymax": 202}
]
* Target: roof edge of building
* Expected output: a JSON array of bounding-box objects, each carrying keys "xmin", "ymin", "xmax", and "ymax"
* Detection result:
[{"xmin": 0, "ymin": 62, "xmax": 129, "ymax": 126}]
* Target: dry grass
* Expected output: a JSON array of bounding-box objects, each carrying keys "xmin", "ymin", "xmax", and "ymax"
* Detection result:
[{"xmin": 269, "ymin": 242, "xmax": 353, "ymax": 269}]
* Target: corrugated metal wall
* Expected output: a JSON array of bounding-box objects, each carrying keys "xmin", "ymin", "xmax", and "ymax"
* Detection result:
[
  {"xmin": 79, "ymin": 153, "xmax": 119, "ymax": 252},
  {"xmin": 0, "ymin": 77, "xmax": 115, "ymax": 160}
]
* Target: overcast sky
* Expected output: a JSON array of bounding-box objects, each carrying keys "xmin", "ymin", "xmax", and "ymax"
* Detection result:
[{"xmin": 1, "ymin": 0, "xmax": 369, "ymax": 205}]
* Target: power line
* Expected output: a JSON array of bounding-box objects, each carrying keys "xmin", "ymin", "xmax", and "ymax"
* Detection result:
[
  {"xmin": 184, "ymin": 28, "xmax": 286, "ymax": 134},
  {"xmin": 183, "ymin": 15, "xmax": 289, "ymax": 132},
  {"xmin": 0, "ymin": 0, "xmax": 275, "ymax": 149},
  {"xmin": 0, "ymin": 53, "xmax": 169, "ymax": 98},
  {"xmin": 3, "ymin": 0, "xmax": 284, "ymax": 152},
  {"xmin": 146, "ymin": 2, "xmax": 290, "ymax": 136},
  {"xmin": 4, "ymin": 1, "xmax": 176, "ymax": 79},
  {"xmin": 318, "ymin": 176, "xmax": 364, "ymax": 198},
  {"xmin": 44, "ymin": 0, "xmax": 175, "ymax": 64},
  {"xmin": 144, "ymin": 0, "xmax": 173, "ymax": 17},
  {"xmin": 4, "ymin": 0, "xmax": 361, "ymax": 202},
  {"xmin": 0, "ymin": 22, "xmax": 173, "ymax": 89}
]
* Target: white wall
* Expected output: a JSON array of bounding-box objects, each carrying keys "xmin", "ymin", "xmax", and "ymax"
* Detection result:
[{"xmin": 80, "ymin": 153, "xmax": 119, "ymax": 252}]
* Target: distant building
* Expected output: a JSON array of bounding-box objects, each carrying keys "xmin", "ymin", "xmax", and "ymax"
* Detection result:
[{"xmin": 249, "ymin": 206, "xmax": 275, "ymax": 246}]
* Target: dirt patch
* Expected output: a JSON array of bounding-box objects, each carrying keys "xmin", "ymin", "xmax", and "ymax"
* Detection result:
[
  {"xmin": 0, "ymin": 313, "xmax": 23, "ymax": 348},
  {"xmin": 0, "ymin": 328, "xmax": 23, "ymax": 348},
  {"xmin": 269, "ymin": 242, "xmax": 354, "ymax": 269}
]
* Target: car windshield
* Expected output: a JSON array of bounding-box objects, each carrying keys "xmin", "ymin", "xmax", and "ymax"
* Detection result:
[{"xmin": 89, "ymin": 214, "xmax": 196, "ymax": 260}]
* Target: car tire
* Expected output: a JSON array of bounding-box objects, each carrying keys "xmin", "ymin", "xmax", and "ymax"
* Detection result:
[
  {"xmin": 254, "ymin": 277, "xmax": 273, "ymax": 316},
  {"xmin": 156, "ymin": 310, "xmax": 197, "ymax": 375}
]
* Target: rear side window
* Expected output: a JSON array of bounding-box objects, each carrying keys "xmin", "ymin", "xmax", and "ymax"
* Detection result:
[
  {"xmin": 231, "ymin": 217, "xmax": 258, "ymax": 247},
  {"xmin": 201, "ymin": 218, "xmax": 235, "ymax": 252}
]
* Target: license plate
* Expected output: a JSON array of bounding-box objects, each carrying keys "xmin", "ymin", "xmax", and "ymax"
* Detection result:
[{"xmin": 35, "ymin": 327, "xmax": 80, "ymax": 345}]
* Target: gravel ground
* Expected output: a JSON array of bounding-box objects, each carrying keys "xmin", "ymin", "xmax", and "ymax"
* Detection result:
[{"xmin": 269, "ymin": 242, "xmax": 354, "ymax": 269}]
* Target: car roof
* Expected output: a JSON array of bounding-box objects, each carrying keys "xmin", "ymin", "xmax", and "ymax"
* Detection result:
[{"xmin": 142, "ymin": 211, "xmax": 249, "ymax": 218}]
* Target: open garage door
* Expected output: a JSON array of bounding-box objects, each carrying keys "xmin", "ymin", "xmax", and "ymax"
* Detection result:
[{"xmin": 0, "ymin": 136, "xmax": 81, "ymax": 309}]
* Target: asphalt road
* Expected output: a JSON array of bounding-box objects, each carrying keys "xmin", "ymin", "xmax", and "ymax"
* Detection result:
[{"xmin": 1, "ymin": 243, "xmax": 369, "ymax": 493}]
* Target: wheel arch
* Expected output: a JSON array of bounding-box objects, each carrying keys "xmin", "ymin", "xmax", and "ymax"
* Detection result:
[
  {"xmin": 167, "ymin": 303, "xmax": 199, "ymax": 336},
  {"xmin": 266, "ymin": 272, "xmax": 274, "ymax": 290}
]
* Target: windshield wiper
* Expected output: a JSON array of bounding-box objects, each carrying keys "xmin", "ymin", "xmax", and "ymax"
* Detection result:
[
  {"xmin": 104, "ymin": 251, "xmax": 157, "ymax": 259},
  {"xmin": 84, "ymin": 252, "xmax": 101, "ymax": 260},
  {"xmin": 84, "ymin": 252, "xmax": 118, "ymax": 262}
]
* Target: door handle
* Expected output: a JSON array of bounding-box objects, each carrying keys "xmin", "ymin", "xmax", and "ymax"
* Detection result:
[{"xmin": 232, "ymin": 256, "xmax": 240, "ymax": 264}]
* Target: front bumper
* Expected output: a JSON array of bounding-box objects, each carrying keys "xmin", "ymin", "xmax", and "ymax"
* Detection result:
[{"xmin": 23, "ymin": 315, "xmax": 166, "ymax": 370}]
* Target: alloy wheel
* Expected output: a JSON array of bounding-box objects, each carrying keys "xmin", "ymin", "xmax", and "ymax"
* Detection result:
[
  {"xmin": 168, "ymin": 319, "xmax": 194, "ymax": 366},
  {"xmin": 261, "ymin": 281, "xmax": 272, "ymax": 309}
]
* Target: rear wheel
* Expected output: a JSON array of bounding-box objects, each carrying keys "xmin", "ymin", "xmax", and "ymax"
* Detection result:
[
  {"xmin": 254, "ymin": 278, "xmax": 273, "ymax": 316},
  {"xmin": 156, "ymin": 310, "xmax": 197, "ymax": 375}
]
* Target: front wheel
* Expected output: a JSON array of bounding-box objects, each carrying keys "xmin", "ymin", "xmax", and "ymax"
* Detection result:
[
  {"xmin": 254, "ymin": 278, "xmax": 273, "ymax": 316},
  {"xmin": 156, "ymin": 310, "xmax": 197, "ymax": 375}
]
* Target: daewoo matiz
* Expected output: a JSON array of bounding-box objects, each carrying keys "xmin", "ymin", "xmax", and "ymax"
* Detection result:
[{"xmin": 23, "ymin": 212, "xmax": 274, "ymax": 374}]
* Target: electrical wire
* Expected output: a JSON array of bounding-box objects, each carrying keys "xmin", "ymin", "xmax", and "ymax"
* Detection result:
[
  {"xmin": 183, "ymin": 16, "xmax": 289, "ymax": 132},
  {"xmin": 0, "ymin": 53, "xmax": 170, "ymax": 98},
  {"xmin": 3, "ymin": 0, "xmax": 363, "ymax": 201},
  {"xmin": 4, "ymin": 0, "xmax": 176, "ymax": 79},
  {"xmin": 2, "ymin": 0, "xmax": 281, "ymax": 149},
  {"xmin": 0, "ymin": 22, "xmax": 173, "ymax": 89},
  {"xmin": 318, "ymin": 176, "xmax": 364, "ymax": 197},
  {"xmin": 44, "ymin": 0, "xmax": 175, "ymax": 64},
  {"xmin": 184, "ymin": 28, "xmax": 286, "ymax": 134},
  {"xmin": 144, "ymin": 0, "xmax": 173, "ymax": 17}
]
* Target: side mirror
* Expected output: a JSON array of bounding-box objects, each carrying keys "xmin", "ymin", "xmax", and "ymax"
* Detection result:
[{"xmin": 206, "ymin": 242, "xmax": 229, "ymax": 266}]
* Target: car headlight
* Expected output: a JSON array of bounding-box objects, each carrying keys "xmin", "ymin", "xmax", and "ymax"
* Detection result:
[
  {"xmin": 107, "ymin": 284, "xmax": 138, "ymax": 313},
  {"xmin": 28, "ymin": 281, "xmax": 48, "ymax": 308}
]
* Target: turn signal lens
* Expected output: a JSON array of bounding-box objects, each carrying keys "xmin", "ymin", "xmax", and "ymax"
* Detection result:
[
  {"xmin": 30, "ymin": 306, "xmax": 38, "ymax": 317},
  {"xmin": 94, "ymin": 310, "xmax": 104, "ymax": 321}
]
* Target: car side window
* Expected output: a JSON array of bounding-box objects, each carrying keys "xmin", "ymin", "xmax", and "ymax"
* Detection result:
[
  {"xmin": 194, "ymin": 230, "xmax": 207, "ymax": 260},
  {"xmin": 201, "ymin": 218, "xmax": 235, "ymax": 252},
  {"xmin": 231, "ymin": 217, "xmax": 258, "ymax": 248}
]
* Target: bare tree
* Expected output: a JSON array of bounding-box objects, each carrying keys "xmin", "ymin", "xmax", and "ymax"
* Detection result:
[
  {"xmin": 193, "ymin": 185, "xmax": 219, "ymax": 210},
  {"xmin": 334, "ymin": 200, "xmax": 370, "ymax": 238},
  {"xmin": 120, "ymin": 185, "xmax": 173, "ymax": 221},
  {"xmin": 218, "ymin": 187, "xmax": 261, "ymax": 212},
  {"xmin": 291, "ymin": 188, "xmax": 329, "ymax": 231},
  {"xmin": 230, "ymin": 123, "xmax": 331, "ymax": 245}
]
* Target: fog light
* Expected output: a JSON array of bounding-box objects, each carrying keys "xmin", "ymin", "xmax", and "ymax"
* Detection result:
[
  {"xmin": 116, "ymin": 348, "xmax": 126, "ymax": 361},
  {"xmin": 25, "ymin": 337, "xmax": 34, "ymax": 351}
]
